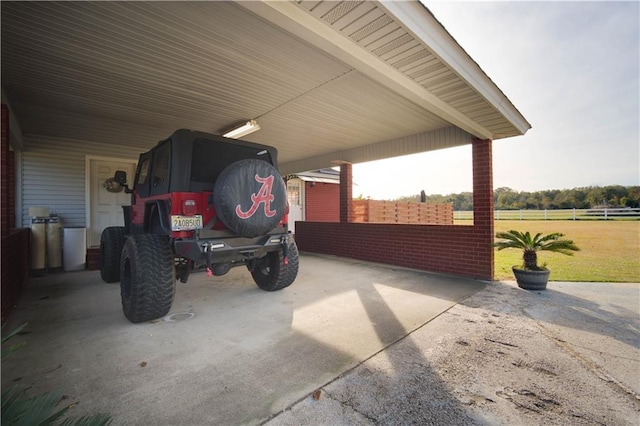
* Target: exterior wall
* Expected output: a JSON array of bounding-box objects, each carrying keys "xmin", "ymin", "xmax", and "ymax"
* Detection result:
[
  {"xmin": 295, "ymin": 222, "xmax": 489, "ymax": 278},
  {"xmin": 296, "ymin": 139, "xmax": 495, "ymax": 280},
  {"xmin": 304, "ymin": 181, "xmax": 339, "ymax": 222},
  {"xmin": 19, "ymin": 135, "xmax": 139, "ymax": 228}
]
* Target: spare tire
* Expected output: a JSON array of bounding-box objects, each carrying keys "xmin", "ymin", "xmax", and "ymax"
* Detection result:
[{"xmin": 213, "ymin": 159, "xmax": 286, "ymax": 238}]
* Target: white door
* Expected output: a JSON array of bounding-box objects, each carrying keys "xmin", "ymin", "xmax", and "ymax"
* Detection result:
[
  {"xmin": 89, "ymin": 159, "xmax": 135, "ymax": 247},
  {"xmin": 287, "ymin": 179, "xmax": 304, "ymax": 233}
]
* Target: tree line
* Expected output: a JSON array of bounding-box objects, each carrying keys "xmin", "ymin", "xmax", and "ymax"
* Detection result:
[{"xmin": 393, "ymin": 185, "xmax": 640, "ymax": 211}]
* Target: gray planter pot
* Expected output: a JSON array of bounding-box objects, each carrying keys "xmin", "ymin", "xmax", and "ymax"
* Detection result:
[{"xmin": 512, "ymin": 267, "xmax": 551, "ymax": 290}]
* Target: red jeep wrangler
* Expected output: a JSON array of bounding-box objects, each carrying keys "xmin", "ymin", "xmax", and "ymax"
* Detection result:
[{"xmin": 100, "ymin": 129, "xmax": 299, "ymax": 323}]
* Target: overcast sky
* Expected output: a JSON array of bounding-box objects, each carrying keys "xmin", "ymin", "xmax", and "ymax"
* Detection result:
[{"xmin": 353, "ymin": 1, "xmax": 639, "ymax": 199}]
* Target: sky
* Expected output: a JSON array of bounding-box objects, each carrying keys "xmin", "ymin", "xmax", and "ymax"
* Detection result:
[{"xmin": 352, "ymin": 1, "xmax": 639, "ymax": 200}]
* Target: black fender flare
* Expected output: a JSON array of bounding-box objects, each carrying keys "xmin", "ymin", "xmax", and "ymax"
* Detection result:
[{"xmin": 144, "ymin": 200, "xmax": 171, "ymax": 235}]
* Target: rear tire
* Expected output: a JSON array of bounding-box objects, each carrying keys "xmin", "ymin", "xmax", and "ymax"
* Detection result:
[
  {"xmin": 120, "ymin": 234, "xmax": 176, "ymax": 323},
  {"xmin": 251, "ymin": 240, "xmax": 299, "ymax": 291},
  {"xmin": 100, "ymin": 226, "xmax": 126, "ymax": 283}
]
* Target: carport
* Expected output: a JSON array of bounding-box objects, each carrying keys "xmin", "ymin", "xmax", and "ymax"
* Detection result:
[{"xmin": 1, "ymin": 1, "xmax": 530, "ymax": 316}]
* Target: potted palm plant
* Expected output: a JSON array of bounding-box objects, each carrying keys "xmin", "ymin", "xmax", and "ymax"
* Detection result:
[{"xmin": 494, "ymin": 230, "xmax": 580, "ymax": 290}]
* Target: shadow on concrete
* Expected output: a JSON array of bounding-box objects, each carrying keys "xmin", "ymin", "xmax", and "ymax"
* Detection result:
[
  {"xmin": 462, "ymin": 280, "xmax": 639, "ymax": 349},
  {"xmin": 460, "ymin": 280, "xmax": 640, "ymax": 398},
  {"xmin": 1, "ymin": 253, "xmax": 486, "ymax": 424}
]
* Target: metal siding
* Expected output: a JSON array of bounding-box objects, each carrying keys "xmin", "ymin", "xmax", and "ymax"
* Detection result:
[
  {"xmin": 2, "ymin": 1, "xmax": 353, "ymax": 148},
  {"xmin": 301, "ymin": 1, "xmax": 524, "ymax": 139},
  {"xmin": 20, "ymin": 136, "xmax": 139, "ymax": 228},
  {"xmin": 280, "ymin": 126, "xmax": 474, "ymax": 174},
  {"xmin": 2, "ymin": 0, "xmax": 529, "ymax": 175}
]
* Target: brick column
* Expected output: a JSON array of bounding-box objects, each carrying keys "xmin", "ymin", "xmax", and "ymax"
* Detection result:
[
  {"xmin": 1, "ymin": 105, "xmax": 10, "ymax": 237},
  {"xmin": 339, "ymin": 162, "xmax": 353, "ymax": 223},
  {"xmin": 472, "ymin": 139, "xmax": 494, "ymax": 279}
]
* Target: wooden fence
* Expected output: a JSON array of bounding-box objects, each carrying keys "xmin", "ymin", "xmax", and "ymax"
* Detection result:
[{"xmin": 353, "ymin": 200, "xmax": 453, "ymax": 225}]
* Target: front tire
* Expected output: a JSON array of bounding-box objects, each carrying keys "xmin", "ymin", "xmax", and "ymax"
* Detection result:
[
  {"xmin": 251, "ymin": 240, "xmax": 299, "ymax": 291},
  {"xmin": 100, "ymin": 226, "xmax": 126, "ymax": 283},
  {"xmin": 120, "ymin": 234, "xmax": 176, "ymax": 323}
]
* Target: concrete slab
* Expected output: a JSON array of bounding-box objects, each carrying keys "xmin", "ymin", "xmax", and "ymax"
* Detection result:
[
  {"xmin": 268, "ymin": 280, "xmax": 640, "ymax": 425},
  {"xmin": 518, "ymin": 281, "xmax": 640, "ymax": 397},
  {"xmin": 1, "ymin": 253, "xmax": 485, "ymax": 424}
]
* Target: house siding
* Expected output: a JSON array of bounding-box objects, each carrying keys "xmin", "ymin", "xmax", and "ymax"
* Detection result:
[{"xmin": 19, "ymin": 136, "xmax": 139, "ymax": 228}]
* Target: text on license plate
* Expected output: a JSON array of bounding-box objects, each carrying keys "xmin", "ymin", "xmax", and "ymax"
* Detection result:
[{"xmin": 171, "ymin": 215, "xmax": 203, "ymax": 231}]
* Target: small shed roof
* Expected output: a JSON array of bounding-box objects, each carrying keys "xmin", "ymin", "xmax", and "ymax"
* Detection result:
[{"xmin": 287, "ymin": 168, "xmax": 341, "ymax": 184}]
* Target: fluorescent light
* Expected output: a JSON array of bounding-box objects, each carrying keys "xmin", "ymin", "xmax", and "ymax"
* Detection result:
[{"xmin": 223, "ymin": 120, "xmax": 260, "ymax": 139}]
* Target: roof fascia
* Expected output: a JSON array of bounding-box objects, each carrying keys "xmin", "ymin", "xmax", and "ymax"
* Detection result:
[
  {"xmin": 238, "ymin": 1, "xmax": 495, "ymax": 140},
  {"xmin": 378, "ymin": 1, "xmax": 531, "ymax": 135},
  {"xmin": 280, "ymin": 126, "xmax": 474, "ymax": 175}
]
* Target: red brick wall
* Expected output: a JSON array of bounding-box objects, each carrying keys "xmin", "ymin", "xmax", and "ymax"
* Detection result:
[
  {"xmin": 305, "ymin": 182, "xmax": 339, "ymax": 222},
  {"xmin": 1, "ymin": 104, "xmax": 29, "ymax": 320},
  {"xmin": 339, "ymin": 163, "xmax": 354, "ymax": 223},
  {"xmin": 295, "ymin": 223, "xmax": 491, "ymax": 278},
  {"xmin": 295, "ymin": 140, "xmax": 495, "ymax": 280},
  {"xmin": 471, "ymin": 139, "xmax": 494, "ymax": 279}
]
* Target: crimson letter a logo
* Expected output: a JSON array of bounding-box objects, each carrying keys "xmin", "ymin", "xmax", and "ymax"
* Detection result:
[{"xmin": 236, "ymin": 175, "xmax": 277, "ymax": 219}]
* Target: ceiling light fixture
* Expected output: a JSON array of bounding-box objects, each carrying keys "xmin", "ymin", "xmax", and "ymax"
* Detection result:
[{"xmin": 222, "ymin": 119, "xmax": 261, "ymax": 139}]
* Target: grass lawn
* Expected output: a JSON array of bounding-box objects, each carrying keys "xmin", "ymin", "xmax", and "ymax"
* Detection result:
[{"xmin": 492, "ymin": 220, "xmax": 640, "ymax": 282}]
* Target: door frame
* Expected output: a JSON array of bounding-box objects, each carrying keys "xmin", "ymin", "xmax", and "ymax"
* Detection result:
[
  {"xmin": 286, "ymin": 178, "xmax": 305, "ymax": 232},
  {"xmin": 85, "ymin": 155, "xmax": 137, "ymax": 245}
]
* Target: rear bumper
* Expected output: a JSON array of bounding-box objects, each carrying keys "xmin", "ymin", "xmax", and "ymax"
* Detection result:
[{"xmin": 173, "ymin": 233, "xmax": 290, "ymax": 265}]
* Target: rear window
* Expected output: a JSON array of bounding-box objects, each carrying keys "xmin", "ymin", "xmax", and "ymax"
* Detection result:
[{"xmin": 190, "ymin": 138, "xmax": 273, "ymax": 185}]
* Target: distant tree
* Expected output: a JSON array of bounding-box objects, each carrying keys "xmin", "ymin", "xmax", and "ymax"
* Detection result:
[{"xmin": 392, "ymin": 185, "xmax": 639, "ymax": 210}]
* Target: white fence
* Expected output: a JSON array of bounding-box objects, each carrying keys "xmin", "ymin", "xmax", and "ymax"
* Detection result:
[{"xmin": 454, "ymin": 208, "xmax": 640, "ymax": 221}]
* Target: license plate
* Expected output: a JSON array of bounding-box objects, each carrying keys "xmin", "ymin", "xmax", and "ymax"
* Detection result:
[{"xmin": 171, "ymin": 215, "xmax": 203, "ymax": 231}]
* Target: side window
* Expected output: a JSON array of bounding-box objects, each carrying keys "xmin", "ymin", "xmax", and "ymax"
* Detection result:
[
  {"xmin": 134, "ymin": 154, "xmax": 152, "ymax": 198},
  {"xmin": 150, "ymin": 141, "xmax": 171, "ymax": 196}
]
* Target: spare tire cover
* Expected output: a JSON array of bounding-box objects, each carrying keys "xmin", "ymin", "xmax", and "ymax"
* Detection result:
[{"xmin": 213, "ymin": 159, "xmax": 286, "ymax": 238}]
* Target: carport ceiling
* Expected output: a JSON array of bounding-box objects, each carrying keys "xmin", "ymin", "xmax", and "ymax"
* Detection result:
[{"xmin": 1, "ymin": 1, "xmax": 530, "ymax": 173}]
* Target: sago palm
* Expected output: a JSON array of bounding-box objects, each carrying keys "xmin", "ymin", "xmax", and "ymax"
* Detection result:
[{"xmin": 494, "ymin": 230, "xmax": 580, "ymax": 270}]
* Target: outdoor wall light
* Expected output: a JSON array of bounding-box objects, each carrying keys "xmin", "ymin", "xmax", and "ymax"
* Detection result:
[{"xmin": 222, "ymin": 120, "xmax": 260, "ymax": 139}]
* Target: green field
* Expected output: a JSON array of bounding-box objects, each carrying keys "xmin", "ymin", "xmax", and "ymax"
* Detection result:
[{"xmin": 492, "ymin": 220, "xmax": 640, "ymax": 282}]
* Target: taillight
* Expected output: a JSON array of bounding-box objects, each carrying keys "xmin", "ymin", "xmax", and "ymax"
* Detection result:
[{"xmin": 182, "ymin": 200, "xmax": 197, "ymax": 216}]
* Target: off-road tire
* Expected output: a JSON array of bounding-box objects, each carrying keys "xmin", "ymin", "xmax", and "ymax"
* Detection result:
[
  {"xmin": 100, "ymin": 226, "xmax": 126, "ymax": 283},
  {"xmin": 251, "ymin": 240, "xmax": 299, "ymax": 291},
  {"xmin": 120, "ymin": 234, "xmax": 176, "ymax": 323}
]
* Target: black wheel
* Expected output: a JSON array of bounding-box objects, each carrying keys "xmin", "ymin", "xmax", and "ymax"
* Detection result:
[
  {"xmin": 251, "ymin": 240, "xmax": 299, "ymax": 291},
  {"xmin": 120, "ymin": 234, "xmax": 176, "ymax": 323},
  {"xmin": 100, "ymin": 226, "xmax": 126, "ymax": 283},
  {"xmin": 213, "ymin": 159, "xmax": 287, "ymax": 238}
]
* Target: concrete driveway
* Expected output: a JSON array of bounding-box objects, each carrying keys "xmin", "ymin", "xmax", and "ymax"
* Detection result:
[{"xmin": 1, "ymin": 253, "xmax": 485, "ymax": 424}]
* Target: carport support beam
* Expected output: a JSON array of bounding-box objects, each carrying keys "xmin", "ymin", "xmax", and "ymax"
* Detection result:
[
  {"xmin": 339, "ymin": 162, "xmax": 353, "ymax": 223},
  {"xmin": 472, "ymin": 138, "xmax": 495, "ymax": 279}
]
